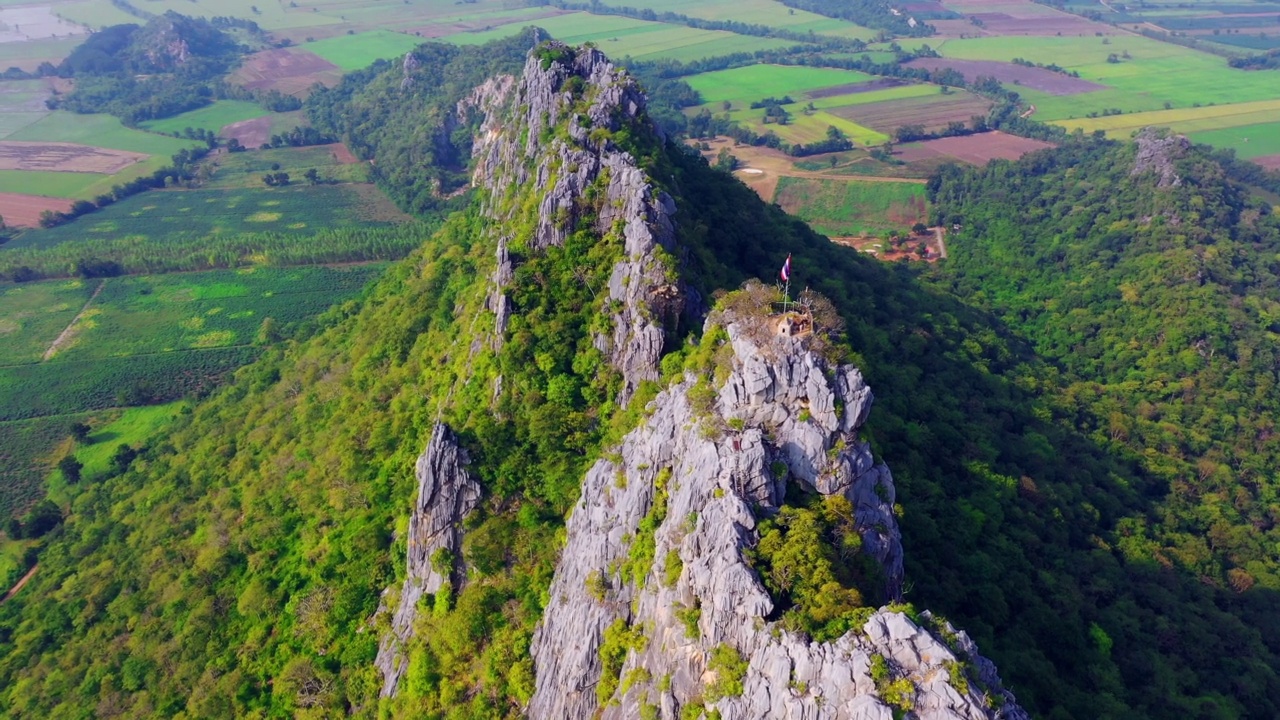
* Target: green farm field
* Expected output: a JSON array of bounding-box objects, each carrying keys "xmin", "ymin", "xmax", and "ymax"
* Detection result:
[
  {"xmin": 0, "ymin": 279, "xmax": 97, "ymax": 366},
  {"xmin": 204, "ymin": 145, "xmax": 368, "ymax": 188},
  {"xmin": 302, "ymin": 30, "xmax": 425, "ymax": 71},
  {"xmin": 772, "ymin": 176, "xmax": 928, "ymax": 237},
  {"xmin": 139, "ymin": 101, "xmax": 270, "ymax": 136},
  {"xmin": 0, "ymin": 37, "xmax": 81, "ymax": 72},
  {"xmin": 47, "ymin": 265, "xmax": 386, "ymax": 362},
  {"xmin": 1057, "ymin": 99, "xmax": 1280, "ymax": 137},
  {"xmin": 0, "ymin": 79, "xmax": 53, "ymax": 140},
  {"xmin": 685, "ymin": 65, "xmax": 876, "ymax": 106},
  {"xmin": 1189, "ymin": 123, "xmax": 1280, "ymax": 160},
  {"xmin": 60, "ymin": 0, "xmax": 342, "ymax": 31},
  {"xmin": 592, "ymin": 0, "xmax": 875, "ymax": 39},
  {"xmin": 6, "ymin": 184, "xmax": 406, "ymax": 251},
  {"xmin": 0, "ymin": 413, "xmax": 89, "ymax": 520},
  {"xmin": 444, "ymin": 13, "xmax": 803, "ymax": 61}
]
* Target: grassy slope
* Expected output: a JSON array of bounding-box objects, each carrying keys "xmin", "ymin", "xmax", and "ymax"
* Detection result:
[
  {"xmin": 0, "ymin": 278, "xmax": 97, "ymax": 366},
  {"xmin": 139, "ymin": 101, "xmax": 271, "ymax": 136},
  {"xmin": 303, "ymin": 30, "xmax": 425, "ymax": 71},
  {"xmin": 773, "ymin": 176, "xmax": 927, "ymax": 236}
]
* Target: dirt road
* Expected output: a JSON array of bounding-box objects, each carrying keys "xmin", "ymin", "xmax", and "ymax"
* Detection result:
[
  {"xmin": 43, "ymin": 279, "xmax": 105, "ymax": 362},
  {"xmin": 1, "ymin": 564, "xmax": 37, "ymax": 605}
]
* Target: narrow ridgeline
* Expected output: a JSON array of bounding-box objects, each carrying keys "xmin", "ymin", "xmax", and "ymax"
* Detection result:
[{"xmin": 367, "ymin": 41, "xmax": 1026, "ymax": 719}]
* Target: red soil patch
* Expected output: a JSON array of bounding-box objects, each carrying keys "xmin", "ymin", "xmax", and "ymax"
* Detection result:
[
  {"xmin": 0, "ymin": 193, "xmax": 74, "ymax": 227},
  {"xmin": 1253, "ymin": 154, "xmax": 1280, "ymax": 171},
  {"xmin": 831, "ymin": 232, "xmax": 941, "ymax": 262},
  {"xmin": 897, "ymin": 131, "xmax": 1055, "ymax": 165},
  {"xmin": 331, "ymin": 143, "xmax": 358, "ymax": 164},
  {"xmin": 229, "ymin": 48, "xmax": 343, "ymax": 97},
  {"xmin": 905, "ymin": 58, "xmax": 1105, "ymax": 95},
  {"xmin": 806, "ymin": 78, "xmax": 908, "ymax": 100},
  {"xmin": 221, "ymin": 116, "xmax": 274, "ymax": 149},
  {"xmin": 942, "ymin": 0, "xmax": 1116, "ymax": 35},
  {"xmin": 0, "ymin": 141, "xmax": 147, "ymax": 173},
  {"xmin": 831, "ymin": 93, "xmax": 993, "ymax": 133}
]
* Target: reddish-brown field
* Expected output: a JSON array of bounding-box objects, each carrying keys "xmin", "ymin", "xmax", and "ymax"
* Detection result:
[
  {"xmin": 1254, "ymin": 154, "xmax": 1280, "ymax": 171},
  {"xmin": 220, "ymin": 117, "xmax": 274, "ymax": 148},
  {"xmin": 940, "ymin": 0, "xmax": 1115, "ymax": 35},
  {"xmin": 331, "ymin": 144, "xmax": 359, "ymax": 164},
  {"xmin": 905, "ymin": 58, "xmax": 1104, "ymax": 95},
  {"xmin": 831, "ymin": 93, "xmax": 992, "ymax": 133},
  {"xmin": 807, "ymin": 78, "xmax": 908, "ymax": 100},
  {"xmin": 897, "ymin": 131, "xmax": 1055, "ymax": 165},
  {"xmin": 229, "ymin": 49, "xmax": 343, "ymax": 97},
  {"xmin": 0, "ymin": 142, "xmax": 146, "ymax": 173},
  {"xmin": 0, "ymin": 193, "xmax": 73, "ymax": 227}
]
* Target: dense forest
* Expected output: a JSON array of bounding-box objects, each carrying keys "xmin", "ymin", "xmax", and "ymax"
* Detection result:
[{"xmin": 3, "ymin": 37, "xmax": 1280, "ymax": 720}]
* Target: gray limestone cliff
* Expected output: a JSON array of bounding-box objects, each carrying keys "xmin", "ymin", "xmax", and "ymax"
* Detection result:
[
  {"xmin": 469, "ymin": 43, "xmax": 699, "ymax": 401},
  {"xmin": 374, "ymin": 422, "xmax": 480, "ymax": 697},
  {"xmin": 1132, "ymin": 127, "xmax": 1189, "ymax": 188},
  {"xmin": 528, "ymin": 292, "xmax": 1027, "ymax": 720}
]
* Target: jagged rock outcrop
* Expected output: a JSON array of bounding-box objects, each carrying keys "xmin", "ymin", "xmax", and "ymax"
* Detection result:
[
  {"xmin": 469, "ymin": 43, "xmax": 700, "ymax": 401},
  {"xmin": 1132, "ymin": 127, "xmax": 1189, "ymax": 188},
  {"xmin": 528, "ymin": 299, "xmax": 1024, "ymax": 720},
  {"xmin": 374, "ymin": 422, "xmax": 480, "ymax": 698}
]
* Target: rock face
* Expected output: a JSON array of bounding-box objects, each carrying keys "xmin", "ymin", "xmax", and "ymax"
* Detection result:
[
  {"xmin": 470, "ymin": 43, "xmax": 700, "ymax": 402},
  {"xmin": 1132, "ymin": 127, "xmax": 1189, "ymax": 188},
  {"xmin": 528, "ymin": 302, "xmax": 1026, "ymax": 720},
  {"xmin": 374, "ymin": 422, "xmax": 480, "ymax": 698}
]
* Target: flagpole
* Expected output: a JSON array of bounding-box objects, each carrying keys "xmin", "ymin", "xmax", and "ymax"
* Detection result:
[{"xmin": 783, "ymin": 276, "xmax": 790, "ymax": 313}]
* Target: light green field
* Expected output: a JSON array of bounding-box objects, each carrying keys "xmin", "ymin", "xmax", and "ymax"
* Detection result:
[
  {"xmin": 773, "ymin": 175, "xmax": 928, "ymax": 237},
  {"xmin": 444, "ymin": 12, "xmax": 804, "ymax": 61},
  {"xmin": 937, "ymin": 35, "xmax": 1280, "ymax": 122},
  {"xmin": 0, "ymin": 80, "xmax": 52, "ymax": 140},
  {"xmin": 0, "ymin": 37, "xmax": 82, "ymax": 71},
  {"xmin": 111, "ymin": 0, "xmax": 340, "ymax": 30},
  {"xmin": 0, "ymin": 279, "xmax": 97, "ymax": 366},
  {"xmin": 139, "ymin": 101, "xmax": 270, "ymax": 136},
  {"xmin": 594, "ymin": 0, "xmax": 875, "ymax": 39},
  {"xmin": 45, "ymin": 403, "xmax": 182, "ymax": 503},
  {"xmin": 204, "ymin": 144, "xmax": 367, "ymax": 188},
  {"xmin": 10, "ymin": 112, "xmax": 199, "ymax": 155},
  {"xmin": 0, "ymin": 170, "xmax": 107, "ymax": 198},
  {"xmin": 302, "ymin": 30, "xmax": 424, "ymax": 71},
  {"xmin": 56, "ymin": 0, "xmax": 136, "ymax": 29},
  {"xmin": 1055, "ymin": 99, "xmax": 1280, "ymax": 137},
  {"xmin": 686, "ymin": 65, "xmax": 875, "ymax": 105},
  {"xmin": 1188, "ymin": 123, "xmax": 1280, "ymax": 159}
]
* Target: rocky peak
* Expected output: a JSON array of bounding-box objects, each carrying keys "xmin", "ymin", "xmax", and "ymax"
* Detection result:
[
  {"xmin": 374, "ymin": 422, "xmax": 480, "ymax": 698},
  {"xmin": 527, "ymin": 286, "xmax": 1025, "ymax": 719},
  {"xmin": 1132, "ymin": 127, "xmax": 1189, "ymax": 188},
  {"xmin": 469, "ymin": 42, "xmax": 699, "ymax": 402}
]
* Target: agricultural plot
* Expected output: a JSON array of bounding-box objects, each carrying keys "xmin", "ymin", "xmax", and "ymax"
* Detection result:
[
  {"xmin": 773, "ymin": 176, "xmax": 929, "ymax": 238},
  {"xmin": 48, "ymin": 266, "xmax": 385, "ymax": 361},
  {"xmin": 0, "ymin": 414, "xmax": 87, "ymax": 520},
  {"xmin": 686, "ymin": 65, "xmax": 876, "ymax": 107},
  {"xmin": 221, "ymin": 110, "xmax": 309, "ymax": 148},
  {"xmin": 204, "ymin": 144, "xmax": 367, "ymax": 189},
  {"xmin": 0, "ymin": 278, "xmax": 97, "ymax": 366},
  {"xmin": 139, "ymin": 101, "xmax": 270, "ymax": 136},
  {"xmin": 893, "ymin": 131, "xmax": 1055, "ymax": 164},
  {"xmin": 302, "ymin": 30, "xmax": 424, "ymax": 71},
  {"xmin": 443, "ymin": 12, "xmax": 803, "ymax": 62},
  {"xmin": 0, "ymin": 192, "xmax": 72, "ymax": 227},
  {"xmin": 1056, "ymin": 99, "xmax": 1280, "ymax": 138},
  {"xmin": 939, "ymin": 0, "xmax": 1112, "ymax": 35},
  {"xmin": 0, "ymin": 5, "xmax": 86, "ymax": 42},
  {"xmin": 0, "ymin": 36, "xmax": 80, "ymax": 71},
  {"xmin": 6, "ymin": 184, "xmax": 404, "ymax": 251},
  {"xmin": 0, "ymin": 79, "xmax": 54, "ymax": 140},
  {"xmin": 229, "ymin": 48, "xmax": 344, "ymax": 97},
  {"xmin": 830, "ymin": 91, "xmax": 992, "ymax": 134},
  {"xmin": 591, "ymin": 0, "xmax": 875, "ymax": 39},
  {"xmin": 904, "ymin": 58, "xmax": 1104, "ymax": 95},
  {"xmin": 1189, "ymin": 123, "xmax": 1280, "ymax": 160},
  {"xmin": 0, "ymin": 142, "xmax": 145, "ymax": 173}
]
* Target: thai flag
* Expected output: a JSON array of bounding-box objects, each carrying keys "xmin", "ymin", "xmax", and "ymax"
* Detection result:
[{"xmin": 780, "ymin": 254, "xmax": 791, "ymax": 282}]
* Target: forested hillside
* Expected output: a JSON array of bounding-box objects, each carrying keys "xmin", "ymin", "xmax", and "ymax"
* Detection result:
[{"xmin": 1, "ymin": 43, "xmax": 1278, "ymax": 720}]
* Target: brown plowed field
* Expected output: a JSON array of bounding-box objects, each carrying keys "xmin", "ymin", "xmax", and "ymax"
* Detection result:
[
  {"xmin": 0, "ymin": 193, "xmax": 74, "ymax": 227},
  {"xmin": 229, "ymin": 49, "xmax": 343, "ymax": 97},
  {"xmin": 0, "ymin": 142, "xmax": 147, "ymax": 173},
  {"xmin": 1254, "ymin": 154, "xmax": 1280, "ymax": 171},
  {"xmin": 895, "ymin": 131, "xmax": 1055, "ymax": 165},
  {"xmin": 942, "ymin": 0, "xmax": 1115, "ymax": 34},
  {"xmin": 831, "ymin": 94, "xmax": 992, "ymax": 133},
  {"xmin": 221, "ymin": 117, "xmax": 274, "ymax": 149},
  {"xmin": 331, "ymin": 144, "xmax": 358, "ymax": 164},
  {"xmin": 905, "ymin": 58, "xmax": 1105, "ymax": 95},
  {"xmin": 807, "ymin": 78, "xmax": 908, "ymax": 100}
]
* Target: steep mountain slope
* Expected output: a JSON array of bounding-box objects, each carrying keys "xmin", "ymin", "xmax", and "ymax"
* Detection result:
[{"xmin": 2, "ymin": 40, "xmax": 1279, "ymax": 720}]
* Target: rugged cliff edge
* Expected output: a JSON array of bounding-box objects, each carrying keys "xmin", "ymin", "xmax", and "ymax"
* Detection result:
[
  {"xmin": 528, "ymin": 291, "xmax": 1027, "ymax": 719},
  {"xmin": 470, "ymin": 43, "xmax": 699, "ymax": 400},
  {"xmin": 375, "ymin": 423, "xmax": 480, "ymax": 697}
]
